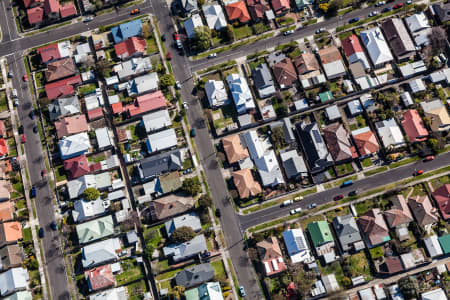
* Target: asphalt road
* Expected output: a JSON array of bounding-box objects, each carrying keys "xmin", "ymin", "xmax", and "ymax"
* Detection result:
[
  {"xmin": 239, "ymin": 152, "xmax": 450, "ymax": 230},
  {"xmin": 8, "ymin": 52, "xmax": 71, "ymax": 300}
]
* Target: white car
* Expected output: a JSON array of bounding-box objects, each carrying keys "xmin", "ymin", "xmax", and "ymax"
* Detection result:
[
  {"xmin": 290, "ymin": 208, "xmax": 302, "ymax": 215},
  {"xmin": 283, "ymin": 30, "xmax": 294, "ymax": 36},
  {"xmin": 175, "ymin": 81, "xmax": 181, "ymax": 89},
  {"xmin": 375, "ymin": 1, "xmax": 386, "ymax": 6},
  {"xmin": 183, "ymin": 102, "xmax": 189, "ymax": 109},
  {"xmin": 208, "ymin": 53, "xmax": 217, "ymax": 59},
  {"xmin": 406, "ymin": 0, "xmax": 412, "ymax": 4},
  {"xmin": 315, "ymin": 28, "xmax": 325, "ymax": 34},
  {"xmin": 368, "ymin": 11, "xmax": 378, "ymax": 17},
  {"xmin": 83, "ymin": 16, "xmax": 94, "ymax": 22}
]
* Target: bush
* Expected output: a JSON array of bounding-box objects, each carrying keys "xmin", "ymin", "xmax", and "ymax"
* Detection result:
[
  {"xmin": 198, "ymin": 194, "xmax": 212, "ymax": 211},
  {"xmin": 171, "ymin": 226, "xmax": 196, "ymax": 243},
  {"xmin": 182, "ymin": 177, "xmax": 202, "ymax": 196},
  {"xmin": 82, "ymin": 187, "xmax": 100, "ymax": 201}
]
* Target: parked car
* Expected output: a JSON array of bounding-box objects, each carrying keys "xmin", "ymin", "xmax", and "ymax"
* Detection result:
[
  {"xmin": 39, "ymin": 227, "xmax": 44, "ymax": 238},
  {"xmin": 369, "ymin": 11, "xmax": 378, "ymax": 17},
  {"xmin": 23, "ymin": 74, "xmax": 28, "ymax": 81},
  {"xmin": 307, "ymin": 203, "xmax": 317, "ymax": 209},
  {"xmin": 7, "ymin": 72, "xmax": 13, "ymax": 78},
  {"xmin": 183, "ymin": 168, "xmax": 193, "ymax": 175},
  {"xmin": 283, "ymin": 29, "xmax": 294, "ymax": 36},
  {"xmin": 349, "ymin": 17, "xmax": 359, "ymax": 23},
  {"xmin": 294, "ymin": 196, "xmax": 303, "ymax": 202},
  {"xmin": 83, "ymin": 16, "xmax": 94, "ymax": 22},
  {"xmin": 406, "ymin": 0, "xmax": 412, "ymax": 4},
  {"xmin": 202, "ymin": 251, "xmax": 211, "ymax": 258},
  {"xmin": 33, "ymin": 126, "xmax": 38, "ymax": 133},
  {"xmin": 334, "ymin": 194, "xmax": 344, "ymax": 201},
  {"xmin": 424, "ymin": 155, "xmax": 435, "ymax": 162},
  {"xmin": 167, "ymin": 52, "xmax": 172, "ymax": 60},
  {"xmin": 50, "ymin": 221, "xmax": 57, "ymax": 231},
  {"xmin": 282, "ymin": 199, "xmax": 294, "ymax": 207},
  {"xmin": 414, "ymin": 169, "xmax": 424, "ymax": 176},
  {"xmin": 348, "ymin": 190, "xmax": 358, "ymax": 196},
  {"xmin": 393, "ymin": 3, "xmax": 403, "ymax": 9},
  {"xmin": 290, "ymin": 208, "xmax": 302, "ymax": 215},
  {"xmin": 215, "ymin": 208, "xmax": 221, "ymax": 217},
  {"xmin": 208, "ymin": 53, "xmax": 217, "ymax": 59},
  {"xmin": 18, "ymin": 125, "xmax": 24, "ymax": 134},
  {"xmin": 382, "ymin": 7, "xmax": 392, "ymax": 12},
  {"xmin": 375, "ymin": 1, "xmax": 386, "ymax": 6},
  {"xmin": 176, "ymin": 40, "xmax": 183, "ymax": 49},
  {"xmin": 29, "ymin": 110, "xmax": 35, "ymax": 119},
  {"xmin": 161, "ymin": 34, "xmax": 166, "ymax": 41},
  {"xmin": 130, "ymin": 8, "xmax": 140, "ymax": 14},
  {"xmin": 175, "ymin": 81, "xmax": 181, "ymax": 89},
  {"xmin": 341, "ymin": 180, "xmax": 353, "ymax": 187},
  {"xmin": 30, "ymin": 186, "xmax": 36, "ymax": 197},
  {"xmin": 21, "ymin": 134, "xmax": 26, "ymax": 143},
  {"xmin": 315, "ymin": 28, "xmax": 325, "ymax": 34},
  {"xmin": 11, "ymin": 89, "xmax": 18, "ymax": 98},
  {"xmin": 173, "ymin": 33, "xmax": 180, "ymax": 41},
  {"xmin": 239, "ymin": 286, "xmax": 246, "ymax": 297}
]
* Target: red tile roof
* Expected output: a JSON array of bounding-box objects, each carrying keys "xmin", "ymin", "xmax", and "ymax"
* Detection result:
[
  {"xmin": 45, "ymin": 57, "xmax": 76, "ymax": 82},
  {"xmin": 352, "ymin": 128, "xmax": 380, "ymax": 156},
  {"xmin": 59, "ymin": 3, "xmax": 76, "ymax": 17},
  {"xmin": 23, "ymin": 0, "xmax": 44, "ymax": 8},
  {"xmin": 125, "ymin": 91, "xmax": 167, "ymax": 117},
  {"xmin": 246, "ymin": 0, "xmax": 270, "ymax": 20},
  {"xmin": 271, "ymin": 0, "xmax": 290, "ymax": 13},
  {"xmin": 85, "ymin": 265, "xmax": 115, "ymax": 291},
  {"xmin": 37, "ymin": 44, "xmax": 61, "ymax": 63},
  {"xmin": 226, "ymin": 1, "xmax": 251, "ymax": 23},
  {"xmin": 27, "ymin": 6, "xmax": 44, "ymax": 25},
  {"xmin": 0, "ymin": 139, "xmax": 8, "ymax": 157},
  {"xmin": 45, "ymin": 75, "xmax": 81, "ymax": 100},
  {"xmin": 256, "ymin": 237, "xmax": 286, "ymax": 276},
  {"xmin": 87, "ymin": 107, "xmax": 104, "ymax": 121},
  {"xmin": 44, "ymin": 0, "xmax": 60, "ymax": 15},
  {"xmin": 342, "ymin": 34, "xmax": 364, "ymax": 57},
  {"xmin": 55, "ymin": 114, "xmax": 88, "ymax": 138},
  {"xmin": 111, "ymin": 102, "xmax": 123, "ymax": 114},
  {"xmin": 401, "ymin": 109, "xmax": 428, "ymax": 143},
  {"xmin": 433, "ymin": 184, "xmax": 450, "ymax": 220},
  {"xmin": 114, "ymin": 37, "xmax": 147, "ymax": 59},
  {"xmin": 64, "ymin": 155, "xmax": 91, "ymax": 179},
  {"xmin": 0, "ymin": 121, "xmax": 6, "ymax": 137},
  {"xmin": 272, "ymin": 58, "xmax": 297, "ymax": 88},
  {"xmin": 358, "ymin": 208, "xmax": 390, "ymax": 247}
]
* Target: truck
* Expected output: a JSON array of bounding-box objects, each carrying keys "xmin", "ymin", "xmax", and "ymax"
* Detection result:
[
  {"xmin": 282, "ymin": 199, "xmax": 294, "ymax": 207},
  {"xmin": 341, "ymin": 180, "xmax": 353, "ymax": 187}
]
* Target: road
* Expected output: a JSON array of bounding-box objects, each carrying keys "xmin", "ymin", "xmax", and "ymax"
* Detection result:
[{"xmin": 239, "ymin": 152, "xmax": 450, "ymax": 230}]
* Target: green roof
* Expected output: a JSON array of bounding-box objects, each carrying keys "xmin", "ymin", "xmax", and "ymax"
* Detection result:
[
  {"xmin": 439, "ymin": 234, "xmax": 450, "ymax": 254},
  {"xmin": 76, "ymin": 215, "xmax": 114, "ymax": 244},
  {"xmin": 307, "ymin": 221, "xmax": 333, "ymax": 247},
  {"xmin": 319, "ymin": 91, "xmax": 333, "ymax": 103}
]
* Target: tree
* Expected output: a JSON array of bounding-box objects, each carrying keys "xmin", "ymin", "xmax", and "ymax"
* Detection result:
[
  {"xmin": 192, "ymin": 26, "xmax": 212, "ymax": 52},
  {"xmin": 171, "ymin": 226, "xmax": 196, "ymax": 243},
  {"xmin": 142, "ymin": 23, "xmax": 151, "ymax": 39},
  {"xmin": 159, "ymin": 74, "xmax": 175, "ymax": 89},
  {"xmin": 319, "ymin": 2, "xmax": 329, "ymax": 13},
  {"xmin": 198, "ymin": 194, "xmax": 212, "ymax": 211},
  {"xmin": 96, "ymin": 60, "xmax": 111, "ymax": 77},
  {"xmin": 428, "ymin": 138, "xmax": 438, "ymax": 152},
  {"xmin": 398, "ymin": 276, "xmax": 419, "ymax": 299},
  {"xmin": 182, "ymin": 177, "xmax": 202, "ymax": 196},
  {"xmin": 170, "ymin": 285, "xmax": 185, "ymax": 299},
  {"xmin": 224, "ymin": 24, "xmax": 235, "ymax": 43},
  {"xmin": 427, "ymin": 27, "xmax": 447, "ymax": 56},
  {"xmin": 275, "ymin": 105, "xmax": 288, "ymax": 117},
  {"xmin": 271, "ymin": 127, "xmax": 286, "ymax": 150},
  {"xmin": 82, "ymin": 187, "xmax": 100, "ymax": 201}
]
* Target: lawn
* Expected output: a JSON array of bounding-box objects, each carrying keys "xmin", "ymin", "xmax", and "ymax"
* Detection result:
[
  {"xmin": 335, "ymin": 163, "xmax": 354, "ymax": 176},
  {"xmin": 248, "ymin": 57, "xmax": 266, "ymax": 70},
  {"xmin": 389, "ymin": 156, "xmax": 420, "ymax": 169},
  {"xmin": 0, "ymin": 91, "xmax": 8, "ymax": 111},
  {"xmin": 354, "ymin": 199, "xmax": 376, "ymax": 215},
  {"xmin": 155, "ymin": 266, "xmax": 186, "ymax": 281},
  {"xmin": 16, "ymin": 199, "xmax": 26, "ymax": 210},
  {"xmin": 143, "ymin": 224, "xmax": 165, "ymax": 250},
  {"xmin": 54, "ymin": 165, "xmax": 67, "ymax": 182},
  {"xmin": 361, "ymin": 158, "xmax": 373, "ymax": 168},
  {"xmin": 369, "ymin": 246, "xmax": 384, "ymax": 260},
  {"xmin": 34, "ymin": 71, "xmax": 45, "ymax": 88},
  {"xmin": 410, "ymin": 184, "xmax": 426, "ymax": 197},
  {"xmin": 156, "ymin": 259, "xmax": 170, "ymax": 273},
  {"xmin": 233, "ymin": 25, "xmax": 252, "ymax": 40},
  {"xmin": 22, "ymin": 227, "xmax": 32, "ymax": 242},
  {"xmin": 345, "ymin": 252, "xmax": 372, "ymax": 280},
  {"xmin": 211, "ymin": 260, "xmax": 226, "ymax": 279},
  {"xmin": 77, "ymin": 83, "xmax": 97, "ymax": 97},
  {"xmin": 8, "ymin": 138, "xmax": 17, "ymax": 157},
  {"xmin": 146, "ymin": 37, "xmax": 158, "ymax": 54},
  {"xmin": 127, "ymin": 280, "xmax": 148, "ymax": 300},
  {"xmin": 325, "ymin": 206, "xmax": 350, "ymax": 222},
  {"xmin": 116, "ymin": 259, "xmax": 144, "ymax": 286},
  {"xmin": 319, "ymin": 261, "xmax": 345, "ymax": 288},
  {"xmin": 13, "ymin": 181, "xmax": 24, "ymax": 194},
  {"xmin": 335, "ymin": 175, "xmax": 357, "ymax": 187},
  {"xmin": 300, "ymin": 214, "xmax": 325, "ymax": 229},
  {"xmin": 364, "ymin": 166, "xmax": 388, "ymax": 177},
  {"xmin": 430, "ymin": 175, "xmax": 450, "ymax": 190}
]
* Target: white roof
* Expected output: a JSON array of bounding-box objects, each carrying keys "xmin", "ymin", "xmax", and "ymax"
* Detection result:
[
  {"xmin": 108, "ymin": 95, "xmax": 120, "ymax": 104},
  {"xmin": 164, "ymin": 212, "xmax": 202, "ymax": 237},
  {"xmin": 142, "ymin": 110, "xmax": 172, "ymax": 132},
  {"xmin": 348, "ymin": 52, "xmax": 370, "ymax": 70},
  {"xmin": 77, "ymin": 43, "xmax": 92, "ymax": 55},
  {"xmin": 405, "ymin": 13, "xmax": 430, "ymax": 33},
  {"xmin": 373, "ymin": 284, "xmax": 387, "ymax": 300},
  {"xmin": 0, "ymin": 268, "xmax": 29, "ymax": 297},
  {"xmin": 360, "ymin": 27, "xmax": 393, "ymax": 66},
  {"xmin": 242, "ymin": 130, "xmax": 265, "ymax": 159},
  {"xmin": 90, "ymin": 287, "xmax": 127, "ymax": 300},
  {"xmin": 261, "ymin": 105, "xmax": 276, "ymax": 120},
  {"xmin": 203, "ymin": 4, "xmax": 227, "ymax": 30},
  {"xmin": 147, "ymin": 128, "xmax": 177, "ymax": 153},
  {"xmin": 3, "ymin": 291, "xmax": 33, "ymax": 300},
  {"xmin": 95, "ymin": 127, "xmax": 112, "ymax": 149},
  {"xmin": 399, "ymin": 60, "xmax": 427, "ymax": 78},
  {"xmin": 409, "ymin": 78, "xmax": 426, "ymax": 93},
  {"xmin": 205, "ymin": 80, "xmax": 228, "ymax": 107},
  {"xmin": 359, "ymin": 288, "xmax": 376, "ymax": 300},
  {"xmin": 424, "ymin": 235, "xmax": 443, "ymax": 258},
  {"xmin": 105, "ymin": 76, "xmax": 119, "ymax": 86},
  {"xmin": 412, "ymin": 28, "xmax": 432, "ymax": 47},
  {"xmin": 388, "ymin": 284, "xmax": 405, "ymax": 300},
  {"xmin": 72, "ymin": 198, "xmax": 107, "ymax": 223},
  {"xmin": 429, "ymin": 68, "xmax": 450, "ymax": 84},
  {"xmin": 421, "ymin": 99, "xmax": 444, "ymax": 113},
  {"xmin": 226, "ymin": 74, "xmax": 255, "ymax": 114},
  {"xmin": 375, "ymin": 118, "xmax": 405, "ymax": 148},
  {"xmin": 322, "ymin": 274, "xmax": 339, "ymax": 293},
  {"xmin": 401, "ymin": 92, "xmax": 414, "ymax": 107},
  {"xmin": 325, "ymin": 104, "xmax": 341, "ymax": 120},
  {"xmin": 185, "ymin": 14, "xmax": 204, "ymax": 39},
  {"xmin": 82, "ymin": 71, "xmax": 95, "ymax": 82},
  {"xmin": 59, "ymin": 132, "xmax": 91, "ymax": 158},
  {"xmin": 81, "ymin": 238, "xmax": 121, "ymax": 268},
  {"xmin": 127, "ymin": 72, "xmax": 159, "ymax": 96},
  {"xmin": 67, "ymin": 174, "xmax": 96, "ymax": 199},
  {"xmin": 116, "ymin": 57, "xmax": 152, "ymax": 81},
  {"xmin": 58, "ymin": 40, "xmax": 72, "ymax": 58},
  {"xmin": 254, "ymin": 150, "xmax": 285, "ymax": 187},
  {"xmin": 84, "ymin": 90, "xmax": 103, "ymax": 110},
  {"xmin": 322, "ymin": 60, "xmax": 346, "ymax": 79},
  {"xmin": 421, "ymin": 288, "xmax": 447, "ymax": 300}
]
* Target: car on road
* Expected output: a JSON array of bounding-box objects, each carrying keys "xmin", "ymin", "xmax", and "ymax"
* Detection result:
[
  {"xmin": 393, "ymin": 3, "xmax": 403, "ymax": 9},
  {"xmin": 39, "ymin": 227, "xmax": 44, "ymax": 238},
  {"xmin": 334, "ymin": 194, "xmax": 344, "ymax": 201},
  {"xmin": 290, "ymin": 207, "xmax": 302, "ymax": 215},
  {"xmin": 202, "ymin": 251, "xmax": 211, "ymax": 258},
  {"xmin": 190, "ymin": 128, "xmax": 196, "ymax": 137},
  {"xmin": 315, "ymin": 28, "xmax": 325, "ymax": 34},
  {"xmin": 282, "ymin": 199, "xmax": 294, "ymax": 207},
  {"xmin": 173, "ymin": 33, "xmax": 180, "ymax": 40},
  {"xmin": 307, "ymin": 203, "xmax": 317, "ymax": 209},
  {"xmin": 414, "ymin": 169, "xmax": 423, "ymax": 176},
  {"xmin": 41, "ymin": 169, "xmax": 47, "ymax": 177},
  {"xmin": 406, "ymin": 0, "xmax": 412, "ymax": 4},
  {"xmin": 424, "ymin": 155, "xmax": 435, "ymax": 162},
  {"xmin": 161, "ymin": 34, "xmax": 166, "ymax": 41},
  {"xmin": 369, "ymin": 11, "xmax": 378, "ymax": 17},
  {"xmin": 208, "ymin": 53, "xmax": 217, "ymax": 59},
  {"xmin": 239, "ymin": 286, "xmax": 246, "ymax": 297},
  {"xmin": 8, "ymin": 72, "xmax": 13, "ymax": 78},
  {"xmin": 14, "ymin": 99, "xmax": 18, "ymax": 107},
  {"xmin": 31, "ymin": 186, "xmax": 36, "ymax": 197},
  {"xmin": 50, "ymin": 221, "xmax": 57, "ymax": 231},
  {"xmin": 11, "ymin": 89, "xmax": 18, "ymax": 98},
  {"xmin": 183, "ymin": 168, "xmax": 193, "ymax": 175},
  {"xmin": 33, "ymin": 126, "xmax": 38, "ymax": 134},
  {"xmin": 375, "ymin": 1, "xmax": 386, "ymax": 6},
  {"xmin": 348, "ymin": 190, "xmax": 358, "ymax": 196},
  {"xmin": 341, "ymin": 180, "xmax": 353, "ymax": 187},
  {"xmin": 349, "ymin": 17, "xmax": 359, "ymax": 24},
  {"xmin": 23, "ymin": 74, "xmax": 28, "ymax": 82},
  {"xmin": 18, "ymin": 125, "xmax": 24, "ymax": 134},
  {"xmin": 382, "ymin": 6, "xmax": 392, "ymax": 12},
  {"xmin": 215, "ymin": 208, "xmax": 221, "ymax": 217},
  {"xmin": 294, "ymin": 196, "xmax": 303, "ymax": 202},
  {"xmin": 29, "ymin": 110, "xmax": 35, "ymax": 119},
  {"xmin": 21, "ymin": 134, "xmax": 26, "ymax": 143},
  {"xmin": 283, "ymin": 29, "xmax": 294, "ymax": 36},
  {"xmin": 175, "ymin": 81, "xmax": 181, "ymax": 89},
  {"xmin": 83, "ymin": 16, "xmax": 94, "ymax": 22},
  {"xmin": 183, "ymin": 102, "xmax": 189, "ymax": 109},
  {"xmin": 130, "ymin": 8, "xmax": 140, "ymax": 14},
  {"xmin": 167, "ymin": 52, "xmax": 172, "ymax": 60}
]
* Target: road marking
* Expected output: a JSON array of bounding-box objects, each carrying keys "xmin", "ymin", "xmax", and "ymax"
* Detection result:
[{"xmin": 1, "ymin": 1, "xmax": 12, "ymax": 41}]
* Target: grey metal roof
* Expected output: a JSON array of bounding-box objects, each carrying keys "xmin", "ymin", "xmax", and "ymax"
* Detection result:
[
  {"xmin": 48, "ymin": 96, "xmax": 80, "ymax": 121},
  {"xmin": 175, "ymin": 263, "xmax": 215, "ymax": 288},
  {"xmin": 332, "ymin": 214, "xmax": 362, "ymax": 252},
  {"xmin": 252, "ymin": 63, "xmax": 275, "ymax": 93},
  {"xmin": 280, "ymin": 149, "xmax": 307, "ymax": 179},
  {"xmin": 163, "ymin": 234, "xmax": 207, "ymax": 262},
  {"xmin": 81, "ymin": 238, "xmax": 121, "ymax": 269},
  {"xmin": 164, "ymin": 212, "xmax": 202, "ymax": 237},
  {"xmin": 138, "ymin": 149, "xmax": 182, "ymax": 180}
]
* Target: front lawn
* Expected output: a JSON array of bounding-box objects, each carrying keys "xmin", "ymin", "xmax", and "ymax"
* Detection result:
[
  {"xmin": 211, "ymin": 260, "xmax": 226, "ymax": 279},
  {"xmin": 8, "ymin": 138, "xmax": 17, "ymax": 157},
  {"xmin": 233, "ymin": 25, "xmax": 252, "ymax": 40},
  {"xmin": 325, "ymin": 206, "xmax": 351, "ymax": 222},
  {"xmin": 335, "ymin": 163, "xmax": 354, "ymax": 176},
  {"xmin": 116, "ymin": 259, "xmax": 144, "ymax": 286},
  {"xmin": 361, "ymin": 158, "xmax": 373, "ymax": 168},
  {"xmin": 146, "ymin": 36, "xmax": 158, "ymax": 54},
  {"xmin": 34, "ymin": 71, "xmax": 45, "ymax": 88},
  {"xmin": 127, "ymin": 280, "xmax": 148, "ymax": 300},
  {"xmin": 54, "ymin": 165, "xmax": 67, "ymax": 182},
  {"xmin": 77, "ymin": 83, "xmax": 97, "ymax": 97},
  {"xmin": 0, "ymin": 91, "xmax": 8, "ymax": 111},
  {"xmin": 22, "ymin": 227, "xmax": 32, "ymax": 242},
  {"xmin": 300, "ymin": 215, "xmax": 325, "ymax": 229}
]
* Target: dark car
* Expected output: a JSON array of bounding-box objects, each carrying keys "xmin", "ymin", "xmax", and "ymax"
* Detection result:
[
  {"xmin": 167, "ymin": 52, "xmax": 172, "ymax": 60},
  {"xmin": 161, "ymin": 34, "xmax": 166, "ymax": 41},
  {"xmin": 348, "ymin": 190, "xmax": 358, "ymax": 196},
  {"xmin": 334, "ymin": 194, "xmax": 344, "ymax": 201},
  {"xmin": 349, "ymin": 17, "xmax": 359, "ymax": 23},
  {"xmin": 33, "ymin": 126, "xmax": 38, "ymax": 134},
  {"xmin": 215, "ymin": 208, "xmax": 221, "ymax": 217},
  {"xmin": 202, "ymin": 251, "xmax": 211, "ymax": 258},
  {"xmin": 382, "ymin": 7, "xmax": 392, "ymax": 12},
  {"xmin": 29, "ymin": 110, "xmax": 35, "ymax": 119},
  {"xmin": 39, "ymin": 227, "xmax": 44, "ymax": 238},
  {"xmin": 50, "ymin": 221, "xmax": 57, "ymax": 231},
  {"xmin": 31, "ymin": 186, "xmax": 36, "ymax": 197},
  {"xmin": 18, "ymin": 125, "xmax": 24, "ymax": 134},
  {"xmin": 190, "ymin": 128, "xmax": 196, "ymax": 137}
]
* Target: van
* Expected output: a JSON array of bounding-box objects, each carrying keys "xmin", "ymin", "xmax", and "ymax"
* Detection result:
[
  {"xmin": 282, "ymin": 200, "xmax": 294, "ymax": 207},
  {"xmin": 341, "ymin": 180, "xmax": 353, "ymax": 187}
]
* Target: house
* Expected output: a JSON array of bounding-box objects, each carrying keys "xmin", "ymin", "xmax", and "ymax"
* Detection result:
[
  {"xmin": 405, "ymin": 13, "xmax": 431, "ymax": 46},
  {"xmin": 408, "ymin": 195, "xmax": 439, "ymax": 228},
  {"xmin": 140, "ymin": 173, "xmax": 182, "ymax": 201},
  {"xmin": 226, "ymin": 74, "xmax": 255, "ymax": 114},
  {"xmin": 421, "ymin": 288, "xmax": 447, "ymax": 300},
  {"xmin": 0, "ymin": 222, "xmax": 22, "ymax": 246},
  {"xmin": 384, "ymin": 195, "xmax": 413, "ymax": 229},
  {"xmin": 76, "ymin": 215, "xmax": 114, "ymax": 244},
  {"xmin": 0, "ymin": 201, "xmax": 13, "ymax": 222},
  {"xmin": 347, "ymin": 100, "xmax": 363, "ymax": 116},
  {"xmin": 401, "ymin": 109, "xmax": 428, "ymax": 143},
  {"xmin": 111, "ymin": 19, "xmax": 142, "ymax": 44},
  {"xmin": 399, "ymin": 60, "xmax": 427, "ymax": 78},
  {"xmin": 45, "ymin": 57, "xmax": 76, "ymax": 83},
  {"xmin": 256, "ymin": 236, "xmax": 286, "ymax": 276},
  {"xmin": 271, "ymin": 0, "xmax": 290, "ymax": 15},
  {"xmin": 163, "ymin": 234, "xmax": 207, "ymax": 262},
  {"xmin": 114, "ymin": 37, "xmax": 147, "ymax": 60},
  {"xmin": 401, "ymin": 92, "xmax": 414, "ymax": 108},
  {"xmin": 409, "ymin": 78, "xmax": 426, "ymax": 94},
  {"xmin": 0, "ymin": 139, "xmax": 8, "ymax": 158},
  {"xmin": 152, "ymin": 194, "xmax": 195, "ymax": 220},
  {"xmin": 59, "ymin": 3, "xmax": 76, "ymax": 19},
  {"xmin": 233, "ymin": 168, "xmax": 262, "ymax": 199},
  {"xmin": 48, "ymin": 95, "xmax": 80, "ymax": 121},
  {"xmin": 272, "ymin": 58, "xmax": 297, "ymax": 89},
  {"xmin": 261, "ymin": 104, "xmax": 276, "ymax": 121},
  {"xmin": 222, "ymin": 134, "xmax": 249, "ymax": 164},
  {"xmin": 72, "ymin": 198, "xmax": 106, "ymax": 223},
  {"xmin": 379, "ymin": 256, "xmax": 404, "ymax": 275},
  {"xmin": 358, "ymin": 209, "xmax": 391, "ymax": 248},
  {"xmin": 45, "ymin": 75, "xmax": 81, "ymax": 100},
  {"xmin": 74, "ymin": 43, "xmax": 92, "ymax": 64},
  {"xmin": 81, "ymin": 238, "xmax": 121, "ymax": 269},
  {"xmin": 115, "ymin": 57, "xmax": 152, "ymax": 81},
  {"xmin": 63, "ymin": 155, "xmax": 97, "ymax": 179},
  {"xmin": 252, "ymin": 63, "xmax": 276, "ymax": 98},
  {"xmin": 67, "ymin": 173, "xmax": 112, "ymax": 199},
  {"xmin": 423, "ymin": 235, "xmax": 443, "ymax": 258},
  {"xmin": 420, "ymin": 100, "xmax": 450, "ymax": 132},
  {"xmin": 375, "ymin": 118, "xmax": 405, "ymax": 149},
  {"xmin": 37, "ymin": 41, "xmax": 71, "ymax": 64},
  {"xmin": 270, "ymin": 117, "xmax": 296, "ymax": 147},
  {"xmin": 381, "ymin": 18, "xmax": 415, "ymax": 61},
  {"xmin": 205, "ymin": 80, "xmax": 228, "ymax": 107},
  {"xmin": 146, "ymin": 128, "xmax": 177, "ymax": 153},
  {"xmin": 179, "ymin": 0, "xmax": 198, "ymax": 15},
  {"xmin": 332, "ymin": 214, "xmax": 363, "ymax": 252},
  {"xmin": 55, "ymin": 114, "xmax": 88, "ymax": 138},
  {"xmin": 137, "ymin": 149, "xmax": 182, "ymax": 180},
  {"xmin": 59, "ymin": 132, "xmax": 90, "ymax": 159},
  {"xmin": 0, "ymin": 268, "xmax": 29, "ymax": 297},
  {"xmin": 185, "ymin": 282, "xmax": 224, "ymax": 300},
  {"xmin": 279, "ymin": 149, "xmax": 307, "ymax": 179},
  {"xmin": 323, "ymin": 123, "xmax": 357, "ymax": 163},
  {"xmin": 95, "ymin": 127, "xmax": 112, "ymax": 150},
  {"xmin": 254, "ymin": 150, "xmax": 285, "ymax": 187},
  {"xmin": 432, "ymin": 184, "xmax": 450, "ymax": 220},
  {"xmin": 225, "ymin": 1, "xmax": 251, "ymax": 23},
  {"xmin": 85, "ymin": 264, "xmax": 115, "ymax": 291},
  {"xmin": 126, "ymin": 72, "xmax": 159, "ymax": 96},
  {"xmin": 351, "ymin": 127, "xmax": 380, "ymax": 157},
  {"xmin": 0, "ymin": 245, "xmax": 24, "ymax": 271},
  {"xmin": 432, "ymin": 3, "xmax": 450, "ymax": 24},
  {"xmin": 318, "ymin": 46, "xmax": 346, "ymax": 80},
  {"xmin": 360, "ymin": 27, "xmax": 393, "ymax": 68},
  {"xmin": 246, "ymin": 0, "xmax": 270, "ymax": 22},
  {"xmin": 307, "ymin": 221, "xmax": 335, "ymax": 261},
  {"xmin": 23, "ymin": 0, "xmax": 43, "ymax": 8},
  {"xmin": 142, "ymin": 110, "xmax": 171, "ymax": 133},
  {"xmin": 439, "ymin": 234, "xmax": 450, "ymax": 254},
  {"xmin": 125, "ymin": 90, "xmax": 167, "ymax": 117},
  {"xmin": 0, "ymin": 181, "xmax": 10, "ymax": 201},
  {"xmin": 293, "ymin": 52, "xmax": 326, "ymax": 88},
  {"xmin": 90, "ymin": 287, "xmax": 127, "ymax": 300},
  {"xmin": 296, "ymin": 122, "xmax": 333, "ymax": 174},
  {"xmin": 185, "ymin": 14, "xmax": 204, "ymax": 39},
  {"xmin": 165, "ymin": 212, "xmax": 202, "ymax": 237},
  {"xmin": 203, "ymin": 3, "xmax": 227, "ymax": 30},
  {"xmin": 342, "ymin": 34, "xmax": 370, "ymax": 70},
  {"xmin": 282, "ymin": 229, "xmax": 312, "ymax": 263},
  {"xmin": 175, "ymin": 263, "xmax": 215, "ymax": 288}
]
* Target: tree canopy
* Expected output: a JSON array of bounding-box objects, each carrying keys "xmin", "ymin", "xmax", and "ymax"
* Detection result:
[
  {"xmin": 82, "ymin": 187, "xmax": 100, "ymax": 201},
  {"xmin": 192, "ymin": 26, "xmax": 212, "ymax": 52},
  {"xmin": 170, "ymin": 226, "xmax": 196, "ymax": 243}
]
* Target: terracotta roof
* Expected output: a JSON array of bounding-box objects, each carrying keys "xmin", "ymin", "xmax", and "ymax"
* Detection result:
[
  {"xmin": 27, "ymin": 6, "xmax": 44, "ymax": 25},
  {"xmin": 111, "ymin": 102, "xmax": 123, "ymax": 114},
  {"xmin": 153, "ymin": 194, "xmax": 195, "ymax": 220},
  {"xmin": 379, "ymin": 256, "xmax": 404, "ymax": 274},
  {"xmin": 45, "ymin": 75, "xmax": 81, "ymax": 100},
  {"xmin": 358, "ymin": 208, "xmax": 390, "ymax": 247},
  {"xmin": 222, "ymin": 134, "xmax": 249, "ymax": 164},
  {"xmin": 114, "ymin": 37, "xmax": 147, "ymax": 59},
  {"xmin": 342, "ymin": 35, "xmax": 364, "ymax": 57},
  {"xmin": 293, "ymin": 52, "xmax": 320, "ymax": 75},
  {"xmin": 55, "ymin": 114, "xmax": 88, "ymax": 138},
  {"xmin": 271, "ymin": 0, "xmax": 290, "ymax": 12},
  {"xmin": 64, "ymin": 155, "xmax": 91, "ymax": 179},
  {"xmin": 87, "ymin": 107, "xmax": 104, "ymax": 121},
  {"xmin": 233, "ymin": 169, "xmax": 262, "ymax": 199},
  {"xmin": 85, "ymin": 264, "xmax": 115, "ymax": 291},
  {"xmin": 401, "ymin": 109, "xmax": 428, "ymax": 143},
  {"xmin": 408, "ymin": 195, "xmax": 439, "ymax": 227},
  {"xmin": 272, "ymin": 58, "xmax": 297, "ymax": 88},
  {"xmin": 37, "ymin": 44, "xmax": 61, "ymax": 63},
  {"xmin": 0, "ymin": 180, "xmax": 10, "ymax": 200},
  {"xmin": 0, "ymin": 222, "xmax": 23, "ymax": 244},
  {"xmin": 59, "ymin": 3, "xmax": 76, "ymax": 17},
  {"xmin": 44, "ymin": 0, "xmax": 60, "ymax": 15},
  {"xmin": 226, "ymin": 1, "xmax": 251, "ymax": 23},
  {"xmin": 45, "ymin": 57, "xmax": 76, "ymax": 82},
  {"xmin": 433, "ymin": 184, "xmax": 450, "ymax": 220},
  {"xmin": 0, "ymin": 121, "xmax": 5, "ymax": 137},
  {"xmin": 0, "ymin": 138, "xmax": 8, "ymax": 157},
  {"xmin": 125, "ymin": 91, "xmax": 167, "ymax": 117},
  {"xmin": 352, "ymin": 128, "xmax": 379, "ymax": 156},
  {"xmin": 23, "ymin": 0, "xmax": 44, "ymax": 8},
  {"xmin": 319, "ymin": 46, "xmax": 343, "ymax": 64},
  {"xmin": 256, "ymin": 236, "xmax": 286, "ymax": 275},
  {"xmin": 384, "ymin": 195, "xmax": 414, "ymax": 228},
  {"xmin": 323, "ymin": 123, "xmax": 357, "ymax": 162},
  {"xmin": 117, "ymin": 129, "xmax": 129, "ymax": 143},
  {"xmin": 0, "ymin": 201, "xmax": 13, "ymax": 222},
  {"xmin": 246, "ymin": 0, "xmax": 270, "ymax": 20}
]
